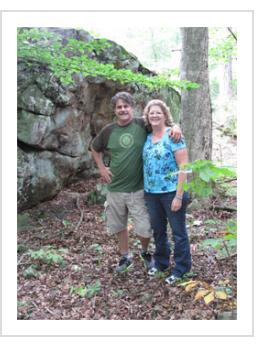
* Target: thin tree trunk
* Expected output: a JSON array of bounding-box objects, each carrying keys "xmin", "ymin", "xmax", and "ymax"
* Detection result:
[
  {"xmin": 180, "ymin": 27, "xmax": 212, "ymax": 161},
  {"xmin": 224, "ymin": 58, "xmax": 233, "ymax": 99}
]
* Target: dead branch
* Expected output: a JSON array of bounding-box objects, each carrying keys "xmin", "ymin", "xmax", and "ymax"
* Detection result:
[
  {"xmin": 17, "ymin": 253, "xmax": 27, "ymax": 266},
  {"xmin": 222, "ymin": 177, "xmax": 237, "ymax": 183},
  {"xmin": 210, "ymin": 205, "xmax": 237, "ymax": 212},
  {"xmin": 62, "ymin": 191, "xmax": 90, "ymax": 200},
  {"xmin": 222, "ymin": 240, "xmax": 231, "ymax": 258}
]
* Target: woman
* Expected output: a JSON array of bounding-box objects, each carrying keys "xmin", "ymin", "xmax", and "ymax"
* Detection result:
[{"xmin": 143, "ymin": 99, "xmax": 192, "ymax": 285}]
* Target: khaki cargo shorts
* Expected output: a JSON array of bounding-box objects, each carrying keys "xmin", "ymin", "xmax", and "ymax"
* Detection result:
[{"xmin": 105, "ymin": 190, "xmax": 152, "ymax": 238}]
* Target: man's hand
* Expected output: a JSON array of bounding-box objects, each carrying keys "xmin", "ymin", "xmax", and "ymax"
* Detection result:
[
  {"xmin": 99, "ymin": 166, "xmax": 113, "ymax": 183},
  {"xmin": 91, "ymin": 148, "xmax": 113, "ymax": 183},
  {"xmin": 169, "ymin": 124, "xmax": 182, "ymax": 142}
]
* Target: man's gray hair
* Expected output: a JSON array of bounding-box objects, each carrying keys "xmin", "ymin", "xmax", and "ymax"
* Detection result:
[{"xmin": 111, "ymin": 92, "xmax": 135, "ymax": 108}]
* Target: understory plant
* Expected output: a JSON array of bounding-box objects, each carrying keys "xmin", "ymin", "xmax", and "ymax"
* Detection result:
[
  {"xmin": 183, "ymin": 159, "xmax": 236, "ymax": 198},
  {"xmin": 28, "ymin": 246, "xmax": 67, "ymax": 266},
  {"xmin": 183, "ymin": 160, "xmax": 237, "ymax": 256}
]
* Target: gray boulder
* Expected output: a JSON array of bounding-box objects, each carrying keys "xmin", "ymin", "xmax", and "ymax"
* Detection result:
[{"xmin": 17, "ymin": 28, "xmax": 181, "ymax": 211}]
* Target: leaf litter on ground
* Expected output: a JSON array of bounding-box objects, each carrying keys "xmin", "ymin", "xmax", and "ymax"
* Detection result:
[{"xmin": 17, "ymin": 177, "xmax": 237, "ymax": 320}]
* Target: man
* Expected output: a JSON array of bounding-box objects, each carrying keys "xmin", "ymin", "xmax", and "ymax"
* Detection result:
[{"xmin": 91, "ymin": 92, "xmax": 182, "ymax": 273}]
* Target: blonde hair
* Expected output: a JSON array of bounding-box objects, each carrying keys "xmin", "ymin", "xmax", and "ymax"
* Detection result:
[{"xmin": 143, "ymin": 99, "xmax": 174, "ymax": 129}]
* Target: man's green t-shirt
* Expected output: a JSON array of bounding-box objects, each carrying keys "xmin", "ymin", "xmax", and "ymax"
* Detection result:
[{"xmin": 92, "ymin": 118, "xmax": 147, "ymax": 192}]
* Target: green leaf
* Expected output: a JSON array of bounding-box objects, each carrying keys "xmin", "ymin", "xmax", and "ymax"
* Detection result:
[
  {"xmin": 199, "ymin": 170, "xmax": 211, "ymax": 182},
  {"xmin": 86, "ymin": 280, "xmax": 101, "ymax": 298},
  {"xmin": 17, "ymin": 28, "xmax": 198, "ymax": 91}
]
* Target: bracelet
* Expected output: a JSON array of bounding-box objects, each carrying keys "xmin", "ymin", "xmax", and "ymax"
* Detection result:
[{"xmin": 175, "ymin": 196, "xmax": 182, "ymax": 201}]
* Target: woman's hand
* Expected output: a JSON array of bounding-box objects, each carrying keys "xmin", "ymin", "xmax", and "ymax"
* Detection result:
[{"xmin": 171, "ymin": 196, "xmax": 182, "ymax": 212}]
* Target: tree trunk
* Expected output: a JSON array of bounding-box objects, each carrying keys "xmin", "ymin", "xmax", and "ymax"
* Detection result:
[
  {"xmin": 180, "ymin": 27, "xmax": 212, "ymax": 161},
  {"xmin": 223, "ymin": 58, "xmax": 233, "ymax": 99}
]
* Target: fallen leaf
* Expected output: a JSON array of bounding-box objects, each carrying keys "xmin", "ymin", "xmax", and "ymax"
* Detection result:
[
  {"xmin": 201, "ymin": 281, "xmax": 211, "ymax": 289},
  {"xmin": 178, "ymin": 280, "xmax": 197, "ymax": 287},
  {"xmin": 185, "ymin": 282, "xmax": 199, "ymax": 292},
  {"xmin": 215, "ymin": 290, "xmax": 228, "ymax": 300},
  {"xmin": 204, "ymin": 291, "xmax": 215, "ymax": 305},
  {"xmin": 218, "ymin": 279, "xmax": 230, "ymax": 285},
  {"xmin": 194, "ymin": 289, "xmax": 211, "ymax": 301},
  {"xmin": 17, "ymin": 175, "xmax": 236, "ymax": 321}
]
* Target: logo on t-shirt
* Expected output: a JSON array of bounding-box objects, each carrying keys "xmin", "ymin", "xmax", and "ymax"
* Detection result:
[{"xmin": 119, "ymin": 133, "xmax": 134, "ymax": 148}]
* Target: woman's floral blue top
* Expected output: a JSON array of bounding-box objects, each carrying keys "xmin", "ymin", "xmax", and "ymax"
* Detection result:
[{"xmin": 143, "ymin": 129, "xmax": 186, "ymax": 193}]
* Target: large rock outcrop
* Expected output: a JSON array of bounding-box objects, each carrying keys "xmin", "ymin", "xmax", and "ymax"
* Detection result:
[{"xmin": 17, "ymin": 28, "xmax": 181, "ymax": 211}]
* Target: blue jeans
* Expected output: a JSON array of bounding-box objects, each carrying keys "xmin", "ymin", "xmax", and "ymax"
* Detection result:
[{"xmin": 144, "ymin": 191, "xmax": 191, "ymax": 277}]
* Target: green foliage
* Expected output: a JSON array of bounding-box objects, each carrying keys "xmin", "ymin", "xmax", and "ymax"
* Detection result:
[
  {"xmin": 18, "ymin": 300, "xmax": 29, "ymax": 308},
  {"xmin": 200, "ymin": 237, "xmax": 236, "ymax": 259},
  {"xmin": 232, "ymin": 79, "xmax": 237, "ymax": 95},
  {"xmin": 183, "ymin": 160, "xmax": 237, "ymax": 258},
  {"xmin": 88, "ymin": 243, "xmax": 104, "ymax": 266},
  {"xmin": 199, "ymin": 218, "xmax": 237, "ymax": 258},
  {"xmin": 209, "ymin": 28, "xmax": 237, "ymax": 65},
  {"xmin": 224, "ymin": 219, "xmax": 237, "ymax": 241},
  {"xmin": 111, "ymin": 289, "xmax": 127, "ymax": 298},
  {"xmin": 226, "ymin": 116, "xmax": 237, "ymax": 138},
  {"xmin": 160, "ymin": 67, "xmax": 180, "ymax": 80},
  {"xmin": 28, "ymin": 246, "xmax": 66, "ymax": 266},
  {"xmin": 70, "ymin": 285, "xmax": 88, "ymax": 298},
  {"xmin": 17, "ymin": 244, "xmax": 28, "ymax": 253},
  {"xmin": 86, "ymin": 183, "xmax": 107, "ymax": 206},
  {"xmin": 86, "ymin": 280, "xmax": 101, "ymax": 298},
  {"xmin": 70, "ymin": 280, "xmax": 101, "ymax": 298},
  {"xmin": 96, "ymin": 183, "xmax": 108, "ymax": 196},
  {"xmin": 17, "ymin": 213, "xmax": 31, "ymax": 231},
  {"xmin": 216, "ymin": 180, "xmax": 237, "ymax": 198},
  {"xmin": 201, "ymin": 238, "xmax": 223, "ymax": 250},
  {"xmin": 183, "ymin": 160, "xmax": 236, "ymax": 198},
  {"xmin": 89, "ymin": 243, "xmax": 103, "ymax": 254},
  {"xmin": 204, "ymin": 219, "xmax": 221, "ymax": 225},
  {"xmin": 17, "ymin": 300, "xmax": 35, "ymax": 319},
  {"xmin": 23, "ymin": 264, "xmax": 40, "ymax": 279},
  {"xmin": 17, "ymin": 28, "xmax": 199, "ymax": 92},
  {"xmin": 62, "ymin": 219, "xmax": 72, "ymax": 227}
]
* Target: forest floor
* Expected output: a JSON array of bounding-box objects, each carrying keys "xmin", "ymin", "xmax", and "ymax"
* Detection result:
[{"xmin": 17, "ymin": 130, "xmax": 237, "ymax": 320}]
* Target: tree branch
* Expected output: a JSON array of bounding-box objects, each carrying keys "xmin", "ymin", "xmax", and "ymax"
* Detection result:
[
  {"xmin": 210, "ymin": 205, "xmax": 237, "ymax": 212},
  {"xmin": 227, "ymin": 28, "xmax": 237, "ymax": 41}
]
